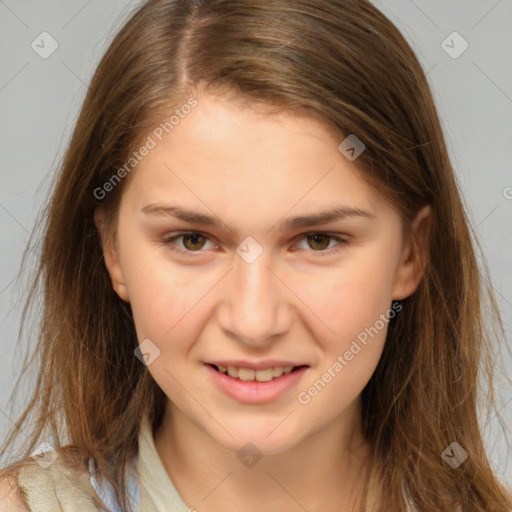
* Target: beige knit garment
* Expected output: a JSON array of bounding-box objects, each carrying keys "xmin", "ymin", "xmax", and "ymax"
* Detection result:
[
  {"xmin": 16, "ymin": 415, "xmax": 190, "ymax": 512},
  {"xmin": 138, "ymin": 414, "xmax": 190, "ymax": 511},
  {"xmin": 17, "ymin": 454, "xmax": 103, "ymax": 512},
  {"xmin": 16, "ymin": 415, "xmax": 418, "ymax": 511}
]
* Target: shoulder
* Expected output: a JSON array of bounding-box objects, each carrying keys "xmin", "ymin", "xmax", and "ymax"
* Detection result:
[
  {"xmin": 0, "ymin": 475, "xmax": 29, "ymax": 512},
  {"xmin": 2, "ymin": 451, "xmax": 106, "ymax": 512}
]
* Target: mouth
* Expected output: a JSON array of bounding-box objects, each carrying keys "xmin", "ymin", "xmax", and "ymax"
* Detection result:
[
  {"xmin": 206, "ymin": 363, "xmax": 308, "ymax": 382},
  {"xmin": 204, "ymin": 362, "xmax": 310, "ymax": 404}
]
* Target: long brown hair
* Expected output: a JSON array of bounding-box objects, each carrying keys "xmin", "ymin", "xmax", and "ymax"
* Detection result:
[{"xmin": 1, "ymin": 1, "xmax": 511, "ymax": 510}]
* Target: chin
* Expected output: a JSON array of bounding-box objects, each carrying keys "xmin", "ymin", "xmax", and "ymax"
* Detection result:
[{"xmin": 208, "ymin": 421, "xmax": 303, "ymax": 458}]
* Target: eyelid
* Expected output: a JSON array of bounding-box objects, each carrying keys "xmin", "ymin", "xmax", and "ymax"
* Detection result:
[
  {"xmin": 294, "ymin": 232, "xmax": 349, "ymax": 250},
  {"xmin": 162, "ymin": 230, "xmax": 349, "ymax": 257},
  {"xmin": 162, "ymin": 230, "xmax": 218, "ymax": 255}
]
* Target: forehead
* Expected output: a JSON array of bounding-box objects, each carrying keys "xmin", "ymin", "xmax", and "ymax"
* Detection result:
[{"xmin": 121, "ymin": 94, "xmax": 384, "ymax": 224}]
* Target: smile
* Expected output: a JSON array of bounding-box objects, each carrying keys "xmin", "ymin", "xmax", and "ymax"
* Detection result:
[
  {"xmin": 205, "ymin": 363, "xmax": 309, "ymax": 404},
  {"xmin": 209, "ymin": 364, "xmax": 300, "ymax": 382}
]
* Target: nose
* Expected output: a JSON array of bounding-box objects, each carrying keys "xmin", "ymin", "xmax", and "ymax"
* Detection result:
[{"xmin": 216, "ymin": 248, "xmax": 292, "ymax": 348}]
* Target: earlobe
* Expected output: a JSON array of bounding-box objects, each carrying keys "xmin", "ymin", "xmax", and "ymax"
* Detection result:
[
  {"xmin": 392, "ymin": 205, "xmax": 432, "ymax": 301},
  {"xmin": 93, "ymin": 207, "xmax": 130, "ymax": 302}
]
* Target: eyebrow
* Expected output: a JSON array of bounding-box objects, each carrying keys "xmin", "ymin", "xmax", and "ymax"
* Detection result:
[{"xmin": 141, "ymin": 203, "xmax": 375, "ymax": 232}]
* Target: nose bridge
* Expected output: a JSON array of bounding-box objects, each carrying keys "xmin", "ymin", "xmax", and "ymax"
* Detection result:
[
  {"xmin": 219, "ymin": 246, "xmax": 289, "ymax": 345},
  {"xmin": 237, "ymin": 250, "xmax": 273, "ymax": 306}
]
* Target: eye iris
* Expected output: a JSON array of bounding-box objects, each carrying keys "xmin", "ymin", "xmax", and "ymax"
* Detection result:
[
  {"xmin": 307, "ymin": 234, "xmax": 330, "ymax": 250},
  {"xmin": 183, "ymin": 234, "xmax": 206, "ymax": 251},
  {"xmin": 179, "ymin": 234, "xmax": 334, "ymax": 252}
]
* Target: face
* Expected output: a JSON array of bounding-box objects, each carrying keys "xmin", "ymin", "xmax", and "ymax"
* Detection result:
[{"xmin": 95, "ymin": 94, "xmax": 429, "ymax": 455}]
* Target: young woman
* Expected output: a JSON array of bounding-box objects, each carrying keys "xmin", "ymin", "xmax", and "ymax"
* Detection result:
[{"xmin": 1, "ymin": 0, "xmax": 511, "ymax": 511}]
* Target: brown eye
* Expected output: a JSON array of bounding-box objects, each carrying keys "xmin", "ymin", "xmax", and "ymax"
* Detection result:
[
  {"xmin": 162, "ymin": 231, "xmax": 215, "ymax": 255},
  {"xmin": 306, "ymin": 233, "xmax": 331, "ymax": 251},
  {"xmin": 181, "ymin": 233, "xmax": 207, "ymax": 251},
  {"xmin": 293, "ymin": 232, "xmax": 348, "ymax": 256}
]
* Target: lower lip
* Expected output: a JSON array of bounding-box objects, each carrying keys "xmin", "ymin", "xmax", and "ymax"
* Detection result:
[{"xmin": 205, "ymin": 364, "xmax": 309, "ymax": 404}]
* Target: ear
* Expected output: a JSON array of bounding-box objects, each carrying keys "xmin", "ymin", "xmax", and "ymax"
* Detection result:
[
  {"xmin": 94, "ymin": 207, "xmax": 130, "ymax": 302},
  {"xmin": 392, "ymin": 205, "xmax": 432, "ymax": 300}
]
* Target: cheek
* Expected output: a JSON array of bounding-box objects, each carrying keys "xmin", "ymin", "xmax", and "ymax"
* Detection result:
[
  {"xmin": 296, "ymin": 273, "xmax": 393, "ymax": 413},
  {"xmin": 297, "ymin": 250, "xmax": 399, "ymax": 345},
  {"xmin": 119, "ymin": 242, "xmax": 205, "ymax": 343},
  {"xmin": 293, "ymin": 247, "xmax": 399, "ymax": 403}
]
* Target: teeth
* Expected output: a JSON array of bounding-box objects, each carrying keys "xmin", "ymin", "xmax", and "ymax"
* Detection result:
[
  {"xmin": 272, "ymin": 367, "xmax": 283, "ymax": 377},
  {"xmin": 238, "ymin": 367, "xmax": 255, "ymax": 381},
  {"xmin": 216, "ymin": 365, "xmax": 297, "ymax": 382},
  {"xmin": 254, "ymin": 368, "xmax": 273, "ymax": 382},
  {"xmin": 227, "ymin": 366, "xmax": 239, "ymax": 378}
]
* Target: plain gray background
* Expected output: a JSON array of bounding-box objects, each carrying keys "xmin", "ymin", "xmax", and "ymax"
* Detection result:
[{"xmin": 1, "ymin": 0, "xmax": 511, "ymax": 484}]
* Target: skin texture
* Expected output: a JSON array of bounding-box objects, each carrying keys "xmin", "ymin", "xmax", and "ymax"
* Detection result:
[
  {"xmin": 0, "ymin": 477, "xmax": 29, "ymax": 512},
  {"xmin": 95, "ymin": 93, "xmax": 431, "ymax": 512}
]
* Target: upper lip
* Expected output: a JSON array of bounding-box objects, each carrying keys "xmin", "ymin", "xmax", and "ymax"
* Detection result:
[{"xmin": 206, "ymin": 360, "xmax": 309, "ymax": 371}]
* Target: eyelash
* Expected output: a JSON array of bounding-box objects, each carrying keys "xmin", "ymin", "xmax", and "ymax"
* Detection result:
[{"xmin": 161, "ymin": 231, "xmax": 349, "ymax": 257}]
